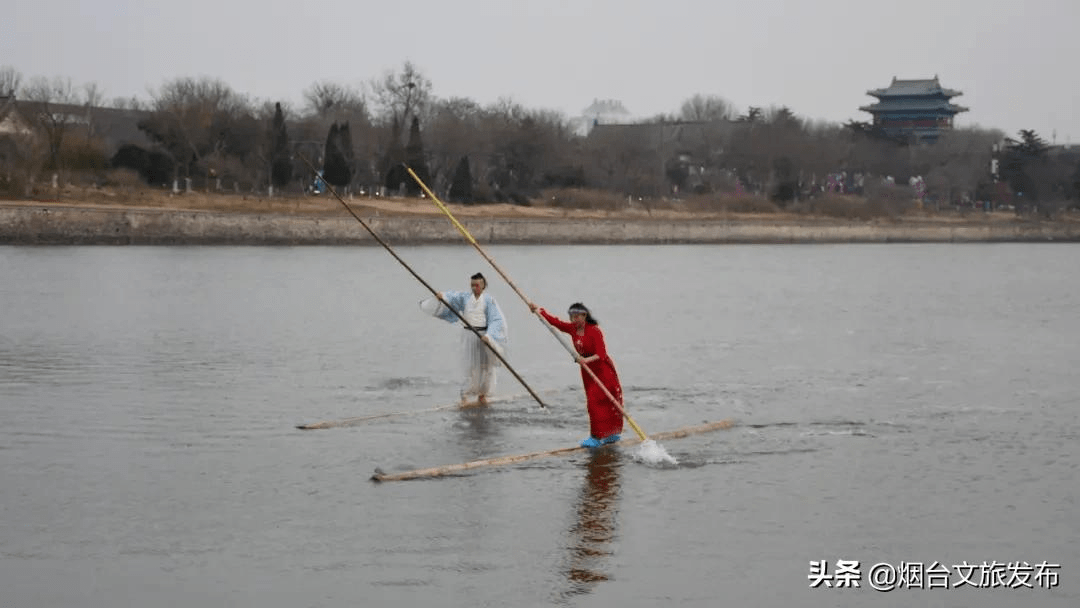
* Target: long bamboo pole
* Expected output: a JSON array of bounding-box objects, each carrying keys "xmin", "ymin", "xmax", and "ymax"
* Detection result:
[
  {"xmin": 296, "ymin": 155, "xmax": 547, "ymax": 408},
  {"xmin": 371, "ymin": 419, "xmax": 734, "ymax": 482},
  {"xmin": 404, "ymin": 166, "xmax": 646, "ymax": 440}
]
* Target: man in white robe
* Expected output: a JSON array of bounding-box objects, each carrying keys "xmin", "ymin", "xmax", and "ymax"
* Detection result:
[{"xmin": 433, "ymin": 272, "xmax": 507, "ymax": 405}]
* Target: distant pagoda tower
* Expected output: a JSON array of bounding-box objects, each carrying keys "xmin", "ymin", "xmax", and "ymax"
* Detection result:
[{"xmin": 859, "ymin": 76, "xmax": 968, "ymax": 143}]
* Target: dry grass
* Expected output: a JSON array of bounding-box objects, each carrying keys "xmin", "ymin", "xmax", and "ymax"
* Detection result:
[
  {"xmin": 536, "ymin": 188, "xmax": 629, "ymax": 211},
  {"xmin": 1, "ymin": 182, "xmax": 1066, "ymax": 226},
  {"xmin": 682, "ymin": 193, "xmax": 781, "ymax": 214},
  {"xmin": 532, "ymin": 189, "xmax": 785, "ymax": 218},
  {"xmin": 10, "ymin": 183, "xmax": 355, "ymax": 215},
  {"xmin": 790, "ymin": 195, "xmax": 882, "ymax": 220}
]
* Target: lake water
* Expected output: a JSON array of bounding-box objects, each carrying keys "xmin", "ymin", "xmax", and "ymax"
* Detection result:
[{"xmin": 1, "ymin": 243, "xmax": 1077, "ymax": 607}]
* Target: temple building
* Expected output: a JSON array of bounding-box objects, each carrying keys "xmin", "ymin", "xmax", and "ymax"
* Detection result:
[{"xmin": 859, "ymin": 76, "xmax": 968, "ymax": 143}]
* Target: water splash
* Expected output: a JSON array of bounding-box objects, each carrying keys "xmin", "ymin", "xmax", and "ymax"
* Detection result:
[{"xmin": 632, "ymin": 439, "xmax": 678, "ymax": 466}]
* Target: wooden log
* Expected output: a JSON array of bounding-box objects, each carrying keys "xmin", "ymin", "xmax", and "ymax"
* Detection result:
[
  {"xmin": 370, "ymin": 419, "xmax": 735, "ymax": 482},
  {"xmin": 296, "ymin": 391, "xmax": 551, "ymax": 430}
]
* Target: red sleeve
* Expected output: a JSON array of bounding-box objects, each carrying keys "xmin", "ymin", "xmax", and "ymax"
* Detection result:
[
  {"xmin": 539, "ymin": 308, "xmax": 574, "ymax": 334},
  {"xmin": 588, "ymin": 326, "xmax": 609, "ymax": 360}
]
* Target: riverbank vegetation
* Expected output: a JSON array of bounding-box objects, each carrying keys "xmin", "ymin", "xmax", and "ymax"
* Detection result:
[{"xmin": 2, "ymin": 63, "xmax": 1078, "ymax": 221}]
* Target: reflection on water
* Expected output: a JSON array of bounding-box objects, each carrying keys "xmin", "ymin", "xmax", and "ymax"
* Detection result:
[
  {"xmin": 3, "ymin": 244, "xmax": 1079, "ymax": 607},
  {"xmin": 559, "ymin": 447, "xmax": 622, "ymax": 601},
  {"xmin": 454, "ymin": 405, "xmax": 500, "ymax": 461}
]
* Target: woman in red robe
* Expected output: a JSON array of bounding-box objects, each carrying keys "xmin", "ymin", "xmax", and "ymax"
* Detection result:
[{"xmin": 530, "ymin": 301, "xmax": 624, "ymax": 448}]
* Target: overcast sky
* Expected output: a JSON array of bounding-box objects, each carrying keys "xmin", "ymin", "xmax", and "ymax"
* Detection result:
[{"xmin": 5, "ymin": 0, "xmax": 1078, "ymax": 143}]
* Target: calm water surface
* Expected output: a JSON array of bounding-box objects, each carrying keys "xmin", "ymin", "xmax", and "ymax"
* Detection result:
[{"xmin": 1, "ymin": 243, "xmax": 1077, "ymax": 607}]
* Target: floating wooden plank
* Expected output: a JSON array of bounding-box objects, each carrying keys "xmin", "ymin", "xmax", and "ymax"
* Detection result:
[
  {"xmin": 296, "ymin": 390, "xmax": 553, "ymax": 430},
  {"xmin": 370, "ymin": 419, "xmax": 735, "ymax": 482}
]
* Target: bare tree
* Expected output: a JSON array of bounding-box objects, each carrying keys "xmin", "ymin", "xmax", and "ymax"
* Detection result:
[
  {"xmin": 367, "ymin": 61, "xmax": 432, "ymax": 128},
  {"xmin": 679, "ymin": 94, "xmax": 734, "ymax": 122},
  {"xmin": 141, "ymin": 77, "xmax": 254, "ymax": 184},
  {"xmin": 83, "ymin": 82, "xmax": 105, "ymax": 108},
  {"xmin": 584, "ymin": 124, "xmax": 663, "ymax": 198},
  {"xmin": 0, "ymin": 130, "xmax": 46, "ymax": 197},
  {"xmin": 478, "ymin": 99, "xmax": 568, "ymax": 198},
  {"xmin": 0, "ymin": 68, "xmax": 40, "ymax": 195},
  {"xmin": 917, "ymin": 127, "xmax": 1001, "ymax": 208},
  {"xmin": 22, "ymin": 76, "xmax": 80, "ymax": 170},
  {"xmin": 76, "ymin": 82, "xmax": 108, "ymax": 142},
  {"xmin": 721, "ymin": 106, "xmax": 830, "ymax": 201},
  {"xmin": 0, "ymin": 65, "xmax": 21, "ymax": 97},
  {"xmin": 424, "ymin": 97, "xmax": 486, "ymax": 191},
  {"xmin": 302, "ymin": 81, "xmax": 366, "ymax": 120},
  {"xmin": 109, "ymin": 95, "xmax": 145, "ymax": 111}
]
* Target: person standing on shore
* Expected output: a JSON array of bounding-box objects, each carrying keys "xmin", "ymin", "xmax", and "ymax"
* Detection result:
[
  {"xmin": 425, "ymin": 273, "xmax": 507, "ymax": 405},
  {"xmin": 529, "ymin": 301, "xmax": 623, "ymax": 447}
]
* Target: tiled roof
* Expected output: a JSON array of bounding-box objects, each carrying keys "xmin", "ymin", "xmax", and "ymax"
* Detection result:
[
  {"xmin": 867, "ymin": 76, "xmax": 962, "ymax": 98},
  {"xmin": 860, "ymin": 98, "xmax": 969, "ymax": 113},
  {"xmin": 12, "ymin": 99, "xmax": 154, "ymax": 153}
]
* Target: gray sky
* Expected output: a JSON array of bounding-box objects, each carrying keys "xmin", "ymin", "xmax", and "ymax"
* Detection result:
[{"xmin": 5, "ymin": 0, "xmax": 1078, "ymax": 143}]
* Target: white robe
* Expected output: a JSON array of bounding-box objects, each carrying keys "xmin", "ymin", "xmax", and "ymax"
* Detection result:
[{"xmin": 424, "ymin": 290, "xmax": 508, "ymax": 401}]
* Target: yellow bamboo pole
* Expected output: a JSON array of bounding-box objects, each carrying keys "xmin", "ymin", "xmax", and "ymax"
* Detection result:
[
  {"xmin": 404, "ymin": 166, "xmax": 647, "ymax": 441},
  {"xmin": 371, "ymin": 419, "xmax": 735, "ymax": 482}
]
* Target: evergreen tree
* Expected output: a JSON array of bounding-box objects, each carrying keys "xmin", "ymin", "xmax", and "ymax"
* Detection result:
[
  {"xmin": 404, "ymin": 116, "xmax": 431, "ymax": 196},
  {"xmin": 844, "ymin": 119, "xmax": 908, "ymax": 146},
  {"xmin": 270, "ymin": 102, "xmax": 292, "ymax": 189},
  {"xmin": 110, "ymin": 144, "xmax": 175, "ymax": 185},
  {"xmin": 322, "ymin": 123, "xmax": 340, "ymax": 187},
  {"xmin": 1010, "ymin": 129, "xmax": 1049, "ymax": 157},
  {"xmin": 769, "ymin": 106, "xmax": 798, "ymax": 127},
  {"xmin": 323, "ymin": 121, "xmax": 354, "ymax": 189},
  {"xmin": 339, "ymin": 122, "xmax": 355, "ymax": 174},
  {"xmin": 770, "ymin": 156, "xmax": 797, "ymax": 205},
  {"xmin": 382, "ymin": 116, "xmax": 408, "ymax": 194},
  {"xmin": 448, "ymin": 155, "xmax": 473, "ymax": 204},
  {"xmin": 1000, "ymin": 129, "xmax": 1049, "ymax": 203},
  {"xmin": 738, "ymin": 106, "xmax": 763, "ymax": 123}
]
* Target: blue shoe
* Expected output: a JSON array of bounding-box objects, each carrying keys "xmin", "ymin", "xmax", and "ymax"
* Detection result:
[
  {"xmin": 599, "ymin": 434, "xmax": 621, "ymax": 445},
  {"xmin": 580, "ymin": 436, "xmax": 602, "ymax": 448}
]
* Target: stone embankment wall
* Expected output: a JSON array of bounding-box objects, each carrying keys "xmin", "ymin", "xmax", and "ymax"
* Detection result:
[{"xmin": 1, "ymin": 205, "xmax": 1078, "ymax": 245}]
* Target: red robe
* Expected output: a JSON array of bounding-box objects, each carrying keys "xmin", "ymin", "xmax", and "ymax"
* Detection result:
[{"xmin": 540, "ymin": 309, "xmax": 624, "ymax": 439}]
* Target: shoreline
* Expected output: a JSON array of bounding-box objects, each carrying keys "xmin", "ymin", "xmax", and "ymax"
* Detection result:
[{"xmin": 2, "ymin": 201, "xmax": 1078, "ymax": 245}]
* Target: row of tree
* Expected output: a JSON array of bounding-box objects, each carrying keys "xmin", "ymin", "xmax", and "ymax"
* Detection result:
[{"xmin": 3, "ymin": 63, "xmax": 1078, "ymax": 213}]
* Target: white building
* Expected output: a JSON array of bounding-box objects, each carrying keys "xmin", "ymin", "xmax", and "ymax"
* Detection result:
[{"xmin": 571, "ymin": 98, "xmax": 636, "ymax": 136}]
